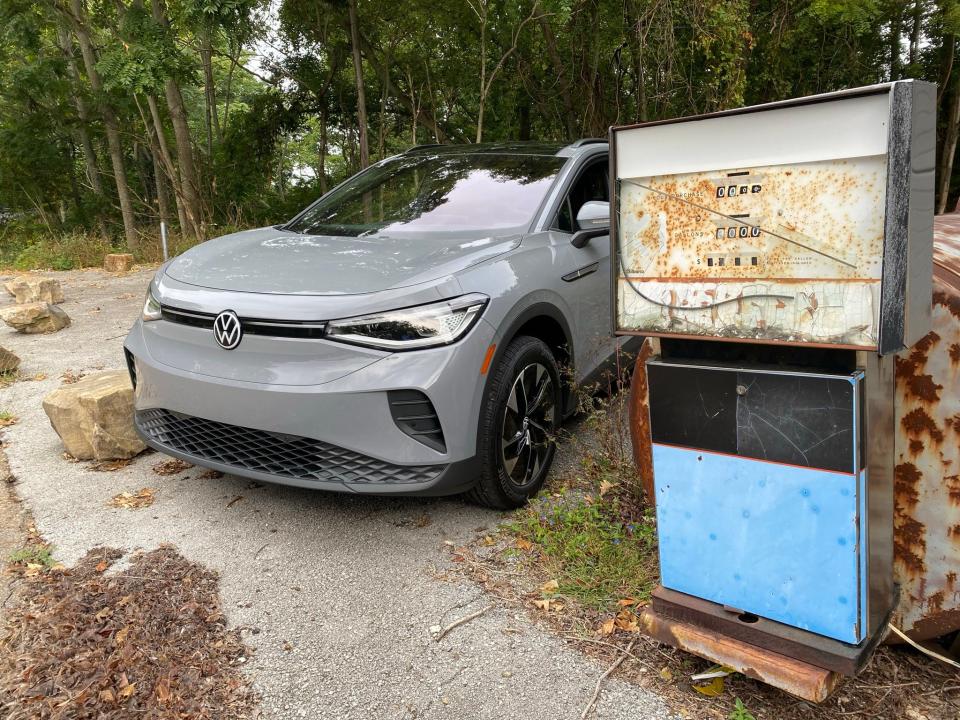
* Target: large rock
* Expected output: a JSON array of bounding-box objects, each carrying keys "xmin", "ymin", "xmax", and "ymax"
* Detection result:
[
  {"xmin": 42, "ymin": 371, "xmax": 145, "ymax": 460},
  {"xmin": 3, "ymin": 277, "xmax": 64, "ymax": 304},
  {"xmin": 0, "ymin": 347, "xmax": 19, "ymax": 373},
  {"xmin": 104, "ymin": 253, "xmax": 134, "ymax": 272},
  {"xmin": 0, "ymin": 302, "xmax": 70, "ymax": 334}
]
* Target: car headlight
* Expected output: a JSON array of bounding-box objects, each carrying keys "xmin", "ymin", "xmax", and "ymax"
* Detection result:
[
  {"xmin": 326, "ymin": 294, "xmax": 488, "ymax": 350},
  {"xmin": 142, "ymin": 284, "xmax": 162, "ymax": 322}
]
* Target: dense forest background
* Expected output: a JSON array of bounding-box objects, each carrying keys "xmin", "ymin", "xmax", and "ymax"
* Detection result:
[{"xmin": 0, "ymin": 0, "xmax": 958, "ymax": 268}]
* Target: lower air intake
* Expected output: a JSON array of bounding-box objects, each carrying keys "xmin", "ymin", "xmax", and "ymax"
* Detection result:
[{"xmin": 136, "ymin": 409, "xmax": 443, "ymax": 485}]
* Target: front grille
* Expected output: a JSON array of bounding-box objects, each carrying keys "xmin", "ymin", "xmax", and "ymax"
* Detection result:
[
  {"xmin": 161, "ymin": 305, "xmax": 326, "ymax": 339},
  {"xmin": 136, "ymin": 409, "xmax": 444, "ymax": 485}
]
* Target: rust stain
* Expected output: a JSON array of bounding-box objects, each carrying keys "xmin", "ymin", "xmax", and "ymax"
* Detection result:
[
  {"xmin": 947, "ymin": 475, "xmax": 960, "ymax": 505},
  {"xmin": 639, "ymin": 608, "xmax": 842, "ymax": 702},
  {"xmin": 933, "ymin": 288, "xmax": 960, "ymax": 320},
  {"xmin": 900, "ymin": 407, "xmax": 945, "ymax": 443},
  {"xmin": 908, "ymin": 439, "xmax": 924, "ymax": 455},
  {"xmin": 894, "ymin": 463, "xmax": 926, "ymax": 576},
  {"xmin": 949, "ymin": 524, "xmax": 960, "ymax": 539},
  {"xmin": 628, "ymin": 340, "xmax": 655, "ymax": 504}
]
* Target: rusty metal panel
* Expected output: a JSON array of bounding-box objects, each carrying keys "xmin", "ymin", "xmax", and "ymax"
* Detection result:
[
  {"xmin": 612, "ymin": 81, "xmax": 935, "ymax": 353},
  {"xmin": 892, "ymin": 214, "xmax": 960, "ymax": 640},
  {"xmin": 629, "ymin": 215, "xmax": 960, "ymax": 640},
  {"xmin": 639, "ymin": 607, "xmax": 844, "ymax": 703}
]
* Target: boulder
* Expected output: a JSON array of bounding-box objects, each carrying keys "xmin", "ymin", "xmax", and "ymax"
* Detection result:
[
  {"xmin": 3, "ymin": 277, "xmax": 64, "ymax": 304},
  {"xmin": 104, "ymin": 253, "xmax": 135, "ymax": 272},
  {"xmin": 42, "ymin": 371, "xmax": 145, "ymax": 460},
  {"xmin": 0, "ymin": 302, "xmax": 70, "ymax": 334},
  {"xmin": 0, "ymin": 347, "xmax": 19, "ymax": 373}
]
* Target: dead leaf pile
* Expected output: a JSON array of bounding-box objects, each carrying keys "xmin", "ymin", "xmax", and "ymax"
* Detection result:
[
  {"xmin": 152, "ymin": 459, "xmax": 192, "ymax": 476},
  {"xmin": 108, "ymin": 488, "xmax": 156, "ymax": 510},
  {"xmin": 0, "ymin": 546, "xmax": 258, "ymax": 719}
]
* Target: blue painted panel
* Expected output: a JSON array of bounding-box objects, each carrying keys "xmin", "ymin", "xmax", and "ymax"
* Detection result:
[{"xmin": 654, "ymin": 443, "xmax": 862, "ymax": 643}]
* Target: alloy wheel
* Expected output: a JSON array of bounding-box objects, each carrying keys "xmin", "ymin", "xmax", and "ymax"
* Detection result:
[{"xmin": 500, "ymin": 362, "xmax": 556, "ymax": 487}]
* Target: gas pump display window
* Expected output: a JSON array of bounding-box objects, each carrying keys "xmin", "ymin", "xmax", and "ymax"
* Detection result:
[{"xmin": 612, "ymin": 85, "xmax": 933, "ymax": 354}]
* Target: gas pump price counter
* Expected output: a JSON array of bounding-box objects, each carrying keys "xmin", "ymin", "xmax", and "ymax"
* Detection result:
[{"xmin": 610, "ymin": 81, "xmax": 935, "ymax": 698}]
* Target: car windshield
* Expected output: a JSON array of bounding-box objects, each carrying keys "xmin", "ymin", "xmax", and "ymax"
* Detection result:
[{"xmin": 286, "ymin": 153, "xmax": 566, "ymax": 237}]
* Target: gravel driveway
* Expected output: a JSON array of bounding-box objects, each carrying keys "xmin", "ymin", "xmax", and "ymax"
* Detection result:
[{"xmin": 0, "ymin": 268, "xmax": 672, "ymax": 720}]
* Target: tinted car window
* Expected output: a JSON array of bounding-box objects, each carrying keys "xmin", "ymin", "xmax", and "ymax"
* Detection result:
[
  {"xmin": 288, "ymin": 153, "xmax": 566, "ymax": 237},
  {"xmin": 553, "ymin": 159, "xmax": 608, "ymax": 233}
]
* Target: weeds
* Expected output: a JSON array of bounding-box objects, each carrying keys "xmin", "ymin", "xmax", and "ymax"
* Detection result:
[
  {"xmin": 0, "ymin": 410, "xmax": 17, "ymax": 427},
  {"xmin": 729, "ymin": 698, "xmax": 757, "ymax": 720},
  {"xmin": 9, "ymin": 544, "xmax": 55, "ymax": 568},
  {"xmin": 508, "ymin": 496, "xmax": 658, "ymax": 610}
]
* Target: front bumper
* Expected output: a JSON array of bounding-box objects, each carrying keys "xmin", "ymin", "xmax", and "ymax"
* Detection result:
[{"xmin": 124, "ymin": 316, "xmax": 494, "ymax": 495}]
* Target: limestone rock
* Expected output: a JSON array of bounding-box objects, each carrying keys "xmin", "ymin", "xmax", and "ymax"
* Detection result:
[
  {"xmin": 42, "ymin": 371, "xmax": 145, "ymax": 460},
  {"xmin": 3, "ymin": 277, "xmax": 64, "ymax": 304},
  {"xmin": 0, "ymin": 302, "xmax": 71, "ymax": 334},
  {"xmin": 104, "ymin": 253, "xmax": 135, "ymax": 272},
  {"xmin": 0, "ymin": 346, "xmax": 19, "ymax": 373}
]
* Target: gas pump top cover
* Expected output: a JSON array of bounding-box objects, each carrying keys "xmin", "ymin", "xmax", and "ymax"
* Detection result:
[{"xmin": 611, "ymin": 81, "xmax": 935, "ymax": 354}]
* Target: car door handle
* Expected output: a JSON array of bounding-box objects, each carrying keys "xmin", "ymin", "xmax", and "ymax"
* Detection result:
[{"xmin": 562, "ymin": 262, "xmax": 600, "ymax": 282}]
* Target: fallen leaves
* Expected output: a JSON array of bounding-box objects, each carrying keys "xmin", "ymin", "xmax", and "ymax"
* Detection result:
[
  {"xmin": 598, "ymin": 478, "xmax": 616, "ymax": 497},
  {"xmin": 60, "ymin": 370, "xmax": 85, "ymax": 384},
  {"xmin": 0, "ymin": 546, "xmax": 259, "ymax": 718},
  {"xmin": 108, "ymin": 488, "xmax": 156, "ymax": 510},
  {"xmin": 152, "ymin": 458, "xmax": 192, "ymax": 476},
  {"xmin": 540, "ymin": 579, "xmax": 559, "ymax": 594}
]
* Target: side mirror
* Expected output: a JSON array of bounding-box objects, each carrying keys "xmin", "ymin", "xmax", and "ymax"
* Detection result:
[{"xmin": 571, "ymin": 201, "xmax": 610, "ymax": 248}]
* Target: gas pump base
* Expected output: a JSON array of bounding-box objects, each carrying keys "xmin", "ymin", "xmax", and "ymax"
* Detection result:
[
  {"xmin": 639, "ymin": 602, "xmax": 844, "ymax": 703},
  {"xmin": 650, "ymin": 586, "xmax": 895, "ymax": 676}
]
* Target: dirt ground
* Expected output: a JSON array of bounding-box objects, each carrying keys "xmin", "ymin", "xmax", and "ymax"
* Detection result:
[{"xmin": 0, "ymin": 267, "xmax": 675, "ymax": 719}]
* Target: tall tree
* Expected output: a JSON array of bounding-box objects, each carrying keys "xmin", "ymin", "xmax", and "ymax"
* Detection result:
[{"xmin": 66, "ymin": 0, "xmax": 139, "ymax": 249}]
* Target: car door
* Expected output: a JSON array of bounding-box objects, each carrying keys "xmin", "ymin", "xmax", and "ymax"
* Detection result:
[{"xmin": 549, "ymin": 155, "xmax": 617, "ymax": 384}]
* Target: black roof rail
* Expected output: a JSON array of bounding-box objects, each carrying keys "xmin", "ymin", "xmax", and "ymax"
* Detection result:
[
  {"xmin": 408, "ymin": 143, "xmax": 444, "ymax": 152},
  {"xmin": 567, "ymin": 138, "xmax": 607, "ymax": 148}
]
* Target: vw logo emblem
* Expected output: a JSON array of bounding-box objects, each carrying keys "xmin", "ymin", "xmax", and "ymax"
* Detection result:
[{"xmin": 213, "ymin": 310, "xmax": 243, "ymax": 350}]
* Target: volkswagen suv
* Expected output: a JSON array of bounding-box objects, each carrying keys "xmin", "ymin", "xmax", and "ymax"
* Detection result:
[{"xmin": 124, "ymin": 140, "xmax": 633, "ymax": 508}]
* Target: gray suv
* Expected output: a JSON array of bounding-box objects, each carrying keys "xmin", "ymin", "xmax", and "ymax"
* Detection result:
[{"xmin": 124, "ymin": 140, "xmax": 632, "ymax": 508}]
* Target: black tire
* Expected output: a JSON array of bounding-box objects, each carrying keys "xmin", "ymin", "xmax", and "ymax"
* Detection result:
[{"xmin": 468, "ymin": 335, "xmax": 562, "ymax": 509}]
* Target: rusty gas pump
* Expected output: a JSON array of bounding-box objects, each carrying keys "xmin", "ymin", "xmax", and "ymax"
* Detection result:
[{"xmin": 611, "ymin": 81, "xmax": 936, "ymax": 701}]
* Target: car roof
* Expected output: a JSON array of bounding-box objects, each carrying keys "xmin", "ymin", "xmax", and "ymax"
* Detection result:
[{"xmin": 404, "ymin": 139, "xmax": 607, "ymax": 159}]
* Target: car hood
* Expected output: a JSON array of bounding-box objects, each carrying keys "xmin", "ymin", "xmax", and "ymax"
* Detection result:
[{"xmin": 164, "ymin": 226, "xmax": 522, "ymax": 295}]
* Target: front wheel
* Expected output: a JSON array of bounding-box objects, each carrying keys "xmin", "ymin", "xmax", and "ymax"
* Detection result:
[{"xmin": 469, "ymin": 336, "xmax": 561, "ymax": 509}]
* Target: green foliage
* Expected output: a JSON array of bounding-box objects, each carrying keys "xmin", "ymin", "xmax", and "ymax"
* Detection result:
[
  {"xmin": 1, "ymin": 0, "xmax": 959, "ymax": 268},
  {"xmin": 9, "ymin": 544, "xmax": 55, "ymax": 568},
  {"xmin": 2, "ymin": 229, "xmax": 116, "ymax": 271},
  {"xmin": 729, "ymin": 698, "xmax": 757, "ymax": 720},
  {"xmin": 508, "ymin": 496, "xmax": 658, "ymax": 609}
]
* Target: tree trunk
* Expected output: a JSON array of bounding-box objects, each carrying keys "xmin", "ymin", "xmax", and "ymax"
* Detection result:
[
  {"xmin": 347, "ymin": 0, "xmax": 370, "ymax": 168},
  {"xmin": 319, "ymin": 104, "xmax": 328, "ymax": 193},
  {"xmin": 939, "ymin": 82, "xmax": 960, "ymax": 213},
  {"xmin": 909, "ymin": 0, "xmax": 923, "ymax": 68},
  {"xmin": 149, "ymin": 0, "xmax": 203, "ymax": 240},
  {"xmin": 889, "ymin": 3, "xmax": 903, "ymax": 79},
  {"xmin": 144, "ymin": 95, "xmax": 188, "ymax": 234},
  {"xmin": 200, "ymin": 31, "xmax": 222, "ymax": 150},
  {"xmin": 56, "ymin": 25, "xmax": 104, "ymax": 197},
  {"xmin": 538, "ymin": 14, "xmax": 576, "ymax": 139},
  {"xmin": 69, "ymin": 0, "xmax": 139, "ymax": 250}
]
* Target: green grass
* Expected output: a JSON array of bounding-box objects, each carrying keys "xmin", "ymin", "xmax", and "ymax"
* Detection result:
[
  {"xmin": 9, "ymin": 544, "xmax": 55, "ymax": 567},
  {"xmin": 508, "ymin": 495, "xmax": 658, "ymax": 610}
]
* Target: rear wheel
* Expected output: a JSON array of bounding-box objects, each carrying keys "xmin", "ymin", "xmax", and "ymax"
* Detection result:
[{"xmin": 469, "ymin": 336, "xmax": 561, "ymax": 509}]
